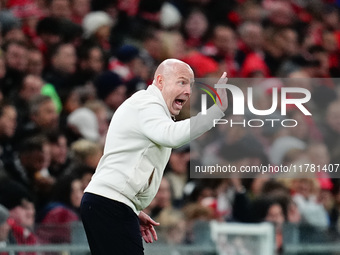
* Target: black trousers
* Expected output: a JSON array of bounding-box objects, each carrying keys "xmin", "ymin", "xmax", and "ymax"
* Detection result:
[{"xmin": 80, "ymin": 192, "xmax": 144, "ymax": 255}]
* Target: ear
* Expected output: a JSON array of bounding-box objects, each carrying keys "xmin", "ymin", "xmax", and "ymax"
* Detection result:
[{"xmin": 155, "ymin": 74, "xmax": 164, "ymax": 91}]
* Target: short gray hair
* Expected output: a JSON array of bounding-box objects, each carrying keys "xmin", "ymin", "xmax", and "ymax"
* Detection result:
[{"xmin": 29, "ymin": 94, "xmax": 52, "ymax": 116}]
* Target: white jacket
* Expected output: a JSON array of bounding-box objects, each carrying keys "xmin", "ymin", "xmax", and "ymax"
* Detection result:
[{"xmin": 84, "ymin": 84, "xmax": 224, "ymax": 213}]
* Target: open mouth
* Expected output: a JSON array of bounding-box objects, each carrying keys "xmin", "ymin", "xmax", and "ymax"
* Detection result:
[{"xmin": 175, "ymin": 99, "xmax": 185, "ymax": 106}]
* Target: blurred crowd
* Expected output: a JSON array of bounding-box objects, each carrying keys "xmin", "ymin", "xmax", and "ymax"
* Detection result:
[{"xmin": 0, "ymin": 0, "xmax": 340, "ymax": 254}]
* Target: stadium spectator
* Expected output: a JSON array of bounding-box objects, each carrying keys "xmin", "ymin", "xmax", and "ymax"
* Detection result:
[
  {"xmin": 2, "ymin": 40, "xmax": 28, "ymax": 97},
  {"xmin": 82, "ymin": 11, "xmax": 114, "ymax": 52},
  {"xmin": 2, "ymin": 41, "xmax": 27, "ymax": 74},
  {"xmin": 67, "ymin": 164, "xmax": 95, "ymax": 191},
  {"xmin": 0, "ymin": 179, "xmax": 38, "ymax": 249},
  {"xmin": 0, "ymin": 204, "xmax": 13, "ymax": 250},
  {"xmin": 36, "ymin": 174, "xmax": 83, "ymax": 243},
  {"xmin": 43, "ymin": 42, "xmax": 77, "ymax": 92},
  {"xmin": 84, "ymin": 100, "xmax": 109, "ymax": 143},
  {"xmin": 292, "ymin": 178, "xmax": 329, "ymax": 229},
  {"xmin": 201, "ymin": 24, "xmax": 238, "ymax": 77},
  {"xmin": 109, "ymin": 45, "xmax": 150, "ymax": 94},
  {"xmin": 71, "ymin": 0, "xmax": 91, "ymax": 24},
  {"xmin": 140, "ymin": 26, "xmax": 163, "ymax": 76},
  {"xmin": 73, "ymin": 42, "xmax": 105, "ymax": 85},
  {"xmin": 93, "ymin": 71, "xmax": 126, "ymax": 116},
  {"xmin": 1, "ymin": 23, "xmax": 26, "ymax": 43},
  {"xmin": 16, "ymin": 95, "xmax": 59, "ymax": 143},
  {"xmin": 156, "ymin": 208, "xmax": 187, "ymax": 245},
  {"xmin": 58, "ymin": 87, "xmax": 82, "ymax": 135},
  {"xmin": 0, "ymin": 103, "xmax": 17, "ymax": 167},
  {"xmin": 46, "ymin": 131, "xmax": 70, "ymax": 178},
  {"xmin": 35, "ymin": 17, "xmax": 63, "ymax": 54},
  {"xmin": 165, "ymin": 145, "xmax": 190, "ymax": 207},
  {"xmin": 182, "ymin": 8, "xmax": 209, "ymax": 49},
  {"xmin": 182, "ymin": 202, "xmax": 214, "ymax": 244},
  {"xmin": 13, "ymin": 75, "xmax": 44, "ymax": 129},
  {"xmin": 307, "ymin": 143, "xmax": 334, "ymax": 203},
  {"xmin": 48, "ymin": 0, "xmax": 72, "ymax": 20},
  {"xmin": 252, "ymin": 195, "xmax": 286, "ymax": 253},
  {"xmin": 237, "ymin": 22, "xmax": 264, "ymax": 67},
  {"xmin": 26, "ymin": 48, "xmax": 44, "ymax": 76},
  {"xmin": 66, "ymin": 107, "xmax": 100, "ymax": 143},
  {"xmin": 160, "ymin": 31, "xmax": 187, "ymax": 60},
  {"xmin": 3, "ymin": 135, "xmax": 53, "ymax": 209},
  {"xmin": 145, "ymin": 177, "xmax": 173, "ymax": 220},
  {"xmin": 322, "ymin": 100, "xmax": 340, "ymax": 153},
  {"xmin": 69, "ymin": 139, "xmax": 102, "ymax": 169}
]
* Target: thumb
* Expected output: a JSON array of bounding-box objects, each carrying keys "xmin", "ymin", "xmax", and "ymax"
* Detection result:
[{"xmin": 148, "ymin": 217, "xmax": 160, "ymax": 226}]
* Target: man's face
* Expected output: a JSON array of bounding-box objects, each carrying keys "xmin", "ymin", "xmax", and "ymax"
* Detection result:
[
  {"xmin": 9, "ymin": 199, "xmax": 35, "ymax": 228},
  {"xmin": 5, "ymin": 43, "xmax": 28, "ymax": 72},
  {"xmin": 0, "ymin": 106, "xmax": 17, "ymax": 138},
  {"xmin": 214, "ymin": 26, "xmax": 237, "ymax": 55},
  {"xmin": 50, "ymin": 135, "xmax": 68, "ymax": 165},
  {"xmin": 33, "ymin": 100, "xmax": 59, "ymax": 130},
  {"xmin": 105, "ymin": 85, "xmax": 127, "ymax": 111},
  {"xmin": 50, "ymin": 0, "xmax": 71, "ymax": 19},
  {"xmin": 27, "ymin": 51, "xmax": 44, "ymax": 76},
  {"xmin": 70, "ymin": 179, "xmax": 83, "ymax": 208},
  {"xmin": 154, "ymin": 178, "xmax": 171, "ymax": 208},
  {"xmin": 160, "ymin": 65, "xmax": 193, "ymax": 116},
  {"xmin": 20, "ymin": 76, "xmax": 43, "ymax": 101},
  {"xmin": 23, "ymin": 150, "xmax": 45, "ymax": 173},
  {"xmin": 88, "ymin": 48, "xmax": 104, "ymax": 73},
  {"xmin": 53, "ymin": 44, "xmax": 77, "ymax": 74}
]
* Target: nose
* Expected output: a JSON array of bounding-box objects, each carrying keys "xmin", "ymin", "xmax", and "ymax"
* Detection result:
[{"xmin": 185, "ymin": 85, "xmax": 192, "ymax": 96}]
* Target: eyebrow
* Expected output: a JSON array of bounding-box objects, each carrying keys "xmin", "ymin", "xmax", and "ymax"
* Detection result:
[{"xmin": 178, "ymin": 77, "xmax": 190, "ymax": 82}]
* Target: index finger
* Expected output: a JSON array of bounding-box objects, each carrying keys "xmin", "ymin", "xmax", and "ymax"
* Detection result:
[
  {"xmin": 147, "ymin": 217, "xmax": 160, "ymax": 226},
  {"xmin": 217, "ymin": 72, "xmax": 228, "ymax": 84}
]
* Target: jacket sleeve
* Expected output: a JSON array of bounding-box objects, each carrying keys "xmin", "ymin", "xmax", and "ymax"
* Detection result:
[{"xmin": 137, "ymin": 100, "xmax": 225, "ymax": 148}]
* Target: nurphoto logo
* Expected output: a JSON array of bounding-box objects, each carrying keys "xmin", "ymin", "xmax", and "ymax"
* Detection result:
[{"xmin": 200, "ymin": 82, "xmax": 311, "ymax": 128}]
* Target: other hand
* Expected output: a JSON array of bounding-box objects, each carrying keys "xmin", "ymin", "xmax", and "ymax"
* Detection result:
[{"xmin": 139, "ymin": 211, "xmax": 160, "ymax": 243}]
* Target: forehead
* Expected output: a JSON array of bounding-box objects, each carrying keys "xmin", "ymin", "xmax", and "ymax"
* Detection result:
[{"xmin": 173, "ymin": 64, "xmax": 194, "ymax": 79}]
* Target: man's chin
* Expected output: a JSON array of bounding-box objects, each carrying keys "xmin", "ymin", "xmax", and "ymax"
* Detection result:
[{"xmin": 170, "ymin": 109, "xmax": 181, "ymax": 116}]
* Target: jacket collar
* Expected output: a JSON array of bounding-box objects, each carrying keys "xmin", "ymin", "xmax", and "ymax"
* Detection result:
[{"xmin": 147, "ymin": 84, "xmax": 172, "ymax": 119}]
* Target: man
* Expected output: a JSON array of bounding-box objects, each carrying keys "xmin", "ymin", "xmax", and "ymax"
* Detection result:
[
  {"xmin": 0, "ymin": 179, "xmax": 38, "ymax": 248},
  {"xmin": 80, "ymin": 59, "xmax": 228, "ymax": 254},
  {"xmin": 201, "ymin": 25, "xmax": 238, "ymax": 77},
  {"xmin": 43, "ymin": 43, "xmax": 77, "ymax": 93},
  {"xmin": 2, "ymin": 40, "xmax": 29, "ymax": 97},
  {"xmin": 72, "ymin": 43, "xmax": 105, "ymax": 85},
  {"xmin": 14, "ymin": 95, "xmax": 59, "ymax": 145},
  {"xmin": 3, "ymin": 135, "xmax": 50, "ymax": 189},
  {"xmin": 0, "ymin": 103, "xmax": 17, "ymax": 167},
  {"xmin": 94, "ymin": 71, "xmax": 127, "ymax": 117},
  {"xmin": 13, "ymin": 75, "xmax": 44, "ymax": 130},
  {"xmin": 0, "ymin": 204, "xmax": 12, "ymax": 249},
  {"xmin": 27, "ymin": 48, "xmax": 44, "ymax": 76}
]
